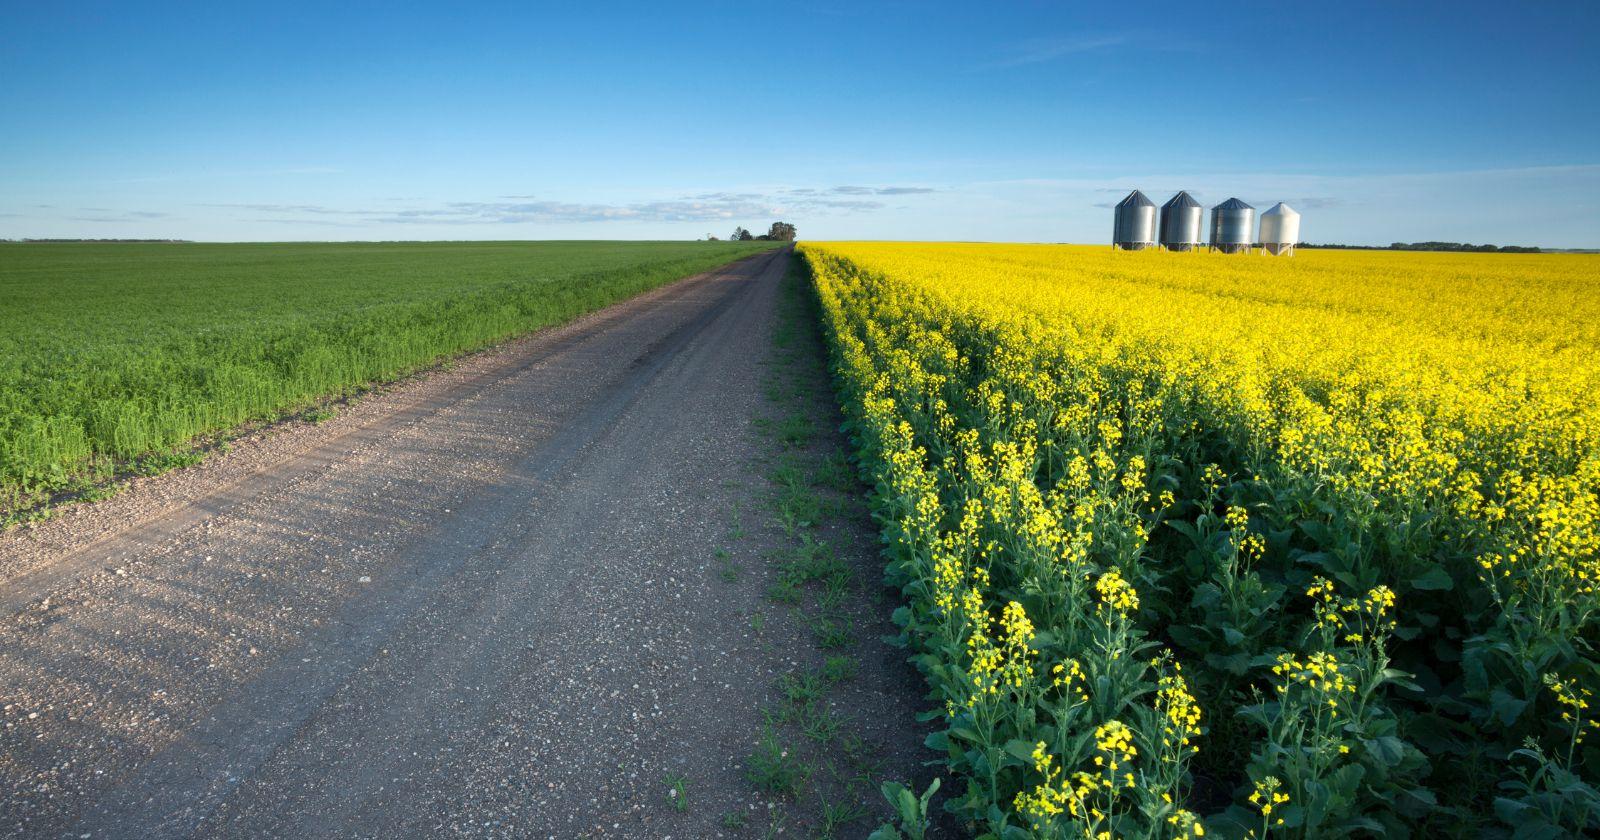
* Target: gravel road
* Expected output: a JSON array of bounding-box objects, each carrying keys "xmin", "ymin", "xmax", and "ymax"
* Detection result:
[{"xmin": 0, "ymin": 250, "xmax": 932, "ymax": 838}]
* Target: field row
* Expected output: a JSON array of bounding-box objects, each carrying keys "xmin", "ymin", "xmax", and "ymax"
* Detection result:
[
  {"xmin": 804, "ymin": 243, "xmax": 1600, "ymax": 837},
  {"xmin": 0, "ymin": 240, "xmax": 777, "ymax": 519}
]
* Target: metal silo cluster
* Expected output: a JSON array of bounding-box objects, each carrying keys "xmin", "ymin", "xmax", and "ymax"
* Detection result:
[{"xmin": 1110, "ymin": 190, "xmax": 1302, "ymax": 255}]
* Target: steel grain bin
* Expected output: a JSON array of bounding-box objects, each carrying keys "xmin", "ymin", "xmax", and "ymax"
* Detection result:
[
  {"xmin": 1259, "ymin": 202, "xmax": 1301, "ymax": 255},
  {"xmin": 1112, "ymin": 190, "xmax": 1157, "ymax": 250},
  {"xmin": 1159, "ymin": 191, "xmax": 1203, "ymax": 251},
  {"xmin": 1209, "ymin": 198, "xmax": 1256, "ymax": 253}
]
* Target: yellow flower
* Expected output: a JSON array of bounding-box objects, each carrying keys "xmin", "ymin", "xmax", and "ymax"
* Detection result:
[
  {"xmin": 1095, "ymin": 568, "xmax": 1141, "ymax": 616},
  {"xmin": 1249, "ymin": 775, "xmax": 1290, "ymax": 819}
]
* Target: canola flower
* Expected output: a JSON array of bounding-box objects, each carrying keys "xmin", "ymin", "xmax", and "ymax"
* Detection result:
[
  {"xmin": 1095, "ymin": 568, "xmax": 1140, "ymax": 616},
  {"xmin": 1545, "ymin": 672, "xmax": 1600, "ymax": 756},
  {"xmin": 802, "ymin": 242, "xmax": 1600, "ymax": 835},
  {"xmin": 1156, "ymin": 665, "xmax": 1203, "ymax": 756},
  {"xmin": 1249, "ymin": 775, "xmax": 1291, "ymax": 834}
]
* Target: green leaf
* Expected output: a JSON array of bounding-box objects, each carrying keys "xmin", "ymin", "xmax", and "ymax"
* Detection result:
[
  {"xmin": 1167, "ymin": 624, "xmax": 1205, "ymax": 648},
  {"xmin": 1206, "ymin": 651, "xmax": 1252, "ymax": 676},
  {"xmin": 1165, "ymin": 520, "xmax": 1201, "ymax": 542},
  {"xmin": 1401, "ymin": 787, "xmax": 1437, "ymax": 806},
  {"xmin": 1364, "ymin": 735, "xmax": 1408, "ymax": 766},
  {"xmin": 1003, "ymin": 739, "xmax": 1039, "ymax": 765},
  {"xmin": 1489, "ymin": 688, "xmax": 1529, "ymax": 726},
  {"xmin": 1380, "ymin": 668, "xmax": 1424, "ymax": 692},
  {"xmin": 1338, "ymin": 816, "xmax": 1385, "ymax": 833},
  {"xmin": 948, "ymin": 726, "xmax": 981, "ymax": 744},
  {"xmin": 1409, "ymin": 566, "xmax": 1454, "ymax": 591},
  {"xmin": 1493, "ymin": 796, "xmax": 1531, "ymax": 823},
  {"xmin": 896, "ymin": 788, "xmax": 919, "ymax": 821}
]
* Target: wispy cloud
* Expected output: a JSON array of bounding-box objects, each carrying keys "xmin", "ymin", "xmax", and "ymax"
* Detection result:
[
  {"xmin": 989, "ymin": 34, "xmax": 1129, "ymax": 68},
  {"xmin": 243, "ymin": 217, "xmax": 368, "ymax": 227},
  {"xmin": 1255, "ymin": 196, "xmax": 1343, "ymax": 210},
  {"xmin": 377, "ymin": 198, "xmax": 765, "ymax": 224},
  {"xmin": 67, "ymin": 210, "xmax": 171, "ymax": 222},
  {"xmin": 201, "ymin": 185, "xmax": 936, "ymax": 226},
  {"xmin": 202, "ymin": 203, "xmax": 358, "ymax": 215},
  {"xmin": 111, "ymin": 166, "xmax": 341, "ymax": 184},
  {"xmin": 829, "ymin": 185, "xmax": 937, "ymax": 196},
  {"xmin": 1093, "ymin": 191, "xmax": 1341, "ymax": 210},
  {"xmin": 982, "ymin": 31, "xmax": 1207, "ymax": 71}
]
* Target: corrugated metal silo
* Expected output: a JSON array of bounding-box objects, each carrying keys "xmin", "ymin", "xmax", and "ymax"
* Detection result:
[
  {"xmin": 1112, "ymin": 190, "xmax": 1157, "ymax": 250},
  {"xmin": 1159, "ymin": 191, "xmax": 1203, "ymax": 251},
  {"xmin": 1259, "ymin": 202, "xmax": 1301, "ymax": 255},
  {"xmin": 1209, "ymin": 198, "xmax": 1256, "ymax": 254}
]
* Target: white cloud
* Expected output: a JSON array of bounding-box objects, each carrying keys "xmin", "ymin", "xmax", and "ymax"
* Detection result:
[
  {"xmin": 197, "ymin": 185, "xmax": 938, "ymax": 226},
  {"xmin": 988, "ymin": 35, "xmax": 1129, "ymax": 68}
]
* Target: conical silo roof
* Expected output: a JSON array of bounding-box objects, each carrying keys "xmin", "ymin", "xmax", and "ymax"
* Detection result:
[
  {"xmin": 1163, "ymin": 191, "xmax": 1201, "ymax": 209},
  {"xmin": 1259, "ymin": 202, "xmax": 1301, "ymax": 253},
  {"xmin": 1117, "ymin": 190, "xmax": 1156, "ymax": 208},
  {"xmin": 1213, "ymin": 197, "xmax": 1254, "ymax": 211}
]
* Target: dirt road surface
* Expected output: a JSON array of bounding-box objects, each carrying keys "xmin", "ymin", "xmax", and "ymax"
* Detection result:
[{"xmin": 0, "ymin": 250, "xmax": 931, "ymax": 838}]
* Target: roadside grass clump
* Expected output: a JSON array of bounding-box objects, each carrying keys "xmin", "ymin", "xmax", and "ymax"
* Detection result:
[
  {"xmin": 765, "ymin": 578, "xmax": 803, "ymax": 606},
  {"xmin": 778, "ymin": 412, "xmax": 816, "ymax": 448},
  {"xmin": 809, "ymin": 612, "xmax": 854, "ymax": 650},
  {"xmin": 747, "ymin": 726, "xmax": 811, "ymax": 798},
  {"xmin": 659, "ymin": 774, "xmax": 691, "ymax": 812},
  {"xmin": 817, "ymin": 792, "xmax": 870, "ymax": 838},
  {"xmin": 713, "ymin": 546, "xmax": 743, "ymax": 582},
  {"xmin": 129, "ymin": 449, "xmax": 206, "ymax": 477},
  {"xmin": 802, "ymin": 706, "xmax": 845, "ymax": 744},
  {"xmin": 823, "ymin": 655, "xmax": 859, "ymax": 684},
  {"xmin": 803, "ymin": 242, "xmax": 1600, "ymax": 837},
  {"xmin": 779, "ymin": 670, "xmax": 827, "ymax": 710},
  {"xmin": 662, "ymin": 772, "xmax": 690, "ymax": 813},
  {"xmin": 0, "ymin": 239, "xmax": 776, "ymax": 521}
]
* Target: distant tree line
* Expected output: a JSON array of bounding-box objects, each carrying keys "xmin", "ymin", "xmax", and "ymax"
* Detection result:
[
  {"xmin": 727, "ymin": 222, "xmax": 796, "ymax": 242},
  {"xmin": 1298, "ymin": 241, "xmax": 1540, "ymax": 253},
  {"xmin": 0, "ymin": 238, "xmax": 193, "ymax": 243}
]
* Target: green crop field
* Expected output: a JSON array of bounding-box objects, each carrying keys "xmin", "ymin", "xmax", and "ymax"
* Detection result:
[{"xmin": 0, "ymin": 240, "xmax": 777, "ymax": 519}]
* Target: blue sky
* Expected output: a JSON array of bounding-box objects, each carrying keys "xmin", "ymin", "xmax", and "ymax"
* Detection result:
[{"xmin": 2, "ymin": 1, "xmax": 1597, "ymax": 246}]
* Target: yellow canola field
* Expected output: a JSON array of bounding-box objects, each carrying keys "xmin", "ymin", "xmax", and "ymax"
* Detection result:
[
  {"xmin": 816, "ymin": 243, "xmax": 1600, "ymax": 631},
  {"xmin": 804, "ymin": 242, "xmax": 1600, "ymax": 837}
]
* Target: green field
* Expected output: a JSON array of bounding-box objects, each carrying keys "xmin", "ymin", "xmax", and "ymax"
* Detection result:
[{"xmin": 0, "ymin": 240, "xmax": 777, "ymax": 518}]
